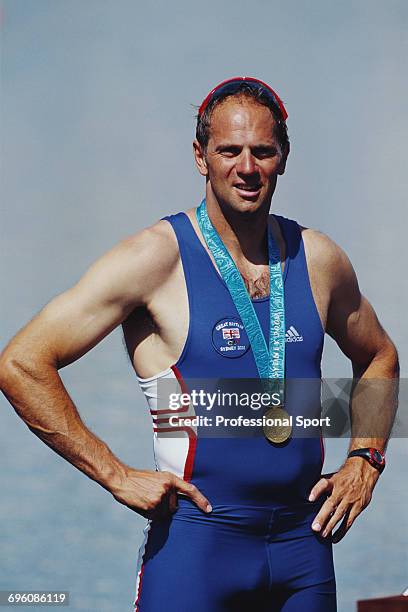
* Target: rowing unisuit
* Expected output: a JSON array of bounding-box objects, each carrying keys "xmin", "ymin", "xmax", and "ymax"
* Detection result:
[{"xmin": 133, "ymin": 211, "xmax": 336, "ymax": 612}]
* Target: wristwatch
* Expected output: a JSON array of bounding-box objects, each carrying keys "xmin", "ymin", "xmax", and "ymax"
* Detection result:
[{"xmin": 347, "ymin": 448, "xmax": 386, "ymax": 473}]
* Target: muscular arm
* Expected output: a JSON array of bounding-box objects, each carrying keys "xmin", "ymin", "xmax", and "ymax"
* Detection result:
[
  {"xmin": 0, "ymin": 222, "xmax": 211, "ymax": 517},
  {"xmin": 326, "ymin": 242, "xmax": 399, "ymax": 451},
  {"xmin": 305, "ymin": 231, "xmax": 399, "ymax": 541}
]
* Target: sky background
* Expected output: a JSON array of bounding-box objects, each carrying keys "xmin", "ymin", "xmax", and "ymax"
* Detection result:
[{"xmin": 1, "ymin": 1, "xmax": 407, "ymax": 611}]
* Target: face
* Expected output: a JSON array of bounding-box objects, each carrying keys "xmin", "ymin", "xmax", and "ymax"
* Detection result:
[{"xmin": 194, "ymin": 96, "xmax": 288, "ymax": 214}]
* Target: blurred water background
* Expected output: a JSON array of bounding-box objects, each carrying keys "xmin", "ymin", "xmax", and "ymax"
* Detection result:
[{"xmin": 1, "ymin": 1, "xmax": 407, "ymax": 610}]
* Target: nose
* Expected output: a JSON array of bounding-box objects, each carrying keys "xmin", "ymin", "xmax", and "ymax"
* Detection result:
[{"xmin": 236, "ymin": 149, "xmax": 258, "ymax": 176}]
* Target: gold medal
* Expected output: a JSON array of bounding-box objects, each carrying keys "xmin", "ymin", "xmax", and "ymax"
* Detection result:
[{"xmin": 263, "ymin": 406, "xmax": 292, "ymax": 443}]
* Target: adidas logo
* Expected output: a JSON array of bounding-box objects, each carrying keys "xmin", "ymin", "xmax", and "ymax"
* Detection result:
[{"xmin": 286, "ymin": 326, "xmax": 303, "ymax": 342}]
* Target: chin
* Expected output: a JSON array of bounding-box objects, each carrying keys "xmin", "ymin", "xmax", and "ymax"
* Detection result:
[{"xmin": 232, "ymin": 194, "xmax": 268, "ymax": 213}]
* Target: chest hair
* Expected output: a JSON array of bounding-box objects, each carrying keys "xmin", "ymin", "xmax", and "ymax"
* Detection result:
[{"xmin": 241, "ymin": 271, "xmax": 270, "ymax": 299}]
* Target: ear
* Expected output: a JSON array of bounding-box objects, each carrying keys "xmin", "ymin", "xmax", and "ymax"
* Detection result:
[
  {"xmin": 277, "ymin": 141, "xmax": 290, "ymax": 175},
  {"xmin": 193, "ymin": 139, "xmax": 208, "ymax": 177}
]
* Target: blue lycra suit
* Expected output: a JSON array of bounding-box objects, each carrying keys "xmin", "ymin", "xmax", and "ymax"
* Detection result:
[{"xmin": 134, "ymin": 212, "xmax": 336, "ymax": 611}]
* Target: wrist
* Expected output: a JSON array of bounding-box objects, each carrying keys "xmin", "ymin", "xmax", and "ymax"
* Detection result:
[
  {"xmin": 94, "ymin": 445, "xmax": 130, "ymax": 493},
  {"xmin": 347, "ymin": 447, "xmax": 385, "ymax": 474}
]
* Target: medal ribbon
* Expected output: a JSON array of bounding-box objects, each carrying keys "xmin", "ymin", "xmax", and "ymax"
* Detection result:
[{"xmin": 196, "ymin": 199, "xmax": 286, "ymax": 402}]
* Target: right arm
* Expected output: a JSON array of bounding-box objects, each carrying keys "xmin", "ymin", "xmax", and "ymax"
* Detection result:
[{"xmin": 0, "ymin": 222, "xmax": 211, "ymax": 518}]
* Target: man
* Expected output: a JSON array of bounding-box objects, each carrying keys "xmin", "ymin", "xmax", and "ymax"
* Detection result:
[{"xmin": 0, "ymin": 78, "xmax": 399, "ymax": 611}]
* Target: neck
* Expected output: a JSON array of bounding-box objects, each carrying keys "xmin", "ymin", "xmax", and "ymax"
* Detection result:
[{"xmin": 205, "ymin": 191, "xmax": 272, "ymax": 263}]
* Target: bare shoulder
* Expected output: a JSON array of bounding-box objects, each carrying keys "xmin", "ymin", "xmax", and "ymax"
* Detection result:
[
  {"xmin": 300, "ymin": 225, "xmax": 357, "ymax": 291},
  {"xmin": 89, "ymin": 217, "xmax": 180, "ymax": 306},
  {"xmin": 119, "ymin": 218, "xmax": 179, "ymax": 268}
]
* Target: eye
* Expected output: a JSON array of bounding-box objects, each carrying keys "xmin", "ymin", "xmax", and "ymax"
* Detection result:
[
  {"xmin": 252, "ymin": 147, "xmax": 278, "ymax": 159},
  {"xmin": 218, "ymin": 146, "xmax": 241, "ymax": 157}
]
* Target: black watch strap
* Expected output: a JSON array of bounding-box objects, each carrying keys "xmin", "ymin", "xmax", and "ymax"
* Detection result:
[{"xmin": 347, "ymin": 448, "xmax": 385, "ymax": 473}]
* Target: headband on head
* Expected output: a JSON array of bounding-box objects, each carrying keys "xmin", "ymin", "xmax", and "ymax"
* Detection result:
[{"xmin": 198, "ymin": 76, "xmax": 288, "ymax": 121}]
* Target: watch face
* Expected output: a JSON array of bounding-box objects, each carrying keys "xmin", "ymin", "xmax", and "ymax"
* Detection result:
[{"xmin": 373, "ymin": 450, "xmax": 383, "ymax": 463}]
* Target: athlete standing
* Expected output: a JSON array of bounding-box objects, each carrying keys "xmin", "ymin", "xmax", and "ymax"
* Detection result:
[{"xmin": 0, "ymin": 78, "xmax": 399, "ymax": 611}]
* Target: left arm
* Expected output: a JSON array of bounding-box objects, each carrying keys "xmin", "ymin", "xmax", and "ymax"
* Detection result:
[{"xmin": 306, "ymin": 234, "xmax": 399, "ymax": 542}]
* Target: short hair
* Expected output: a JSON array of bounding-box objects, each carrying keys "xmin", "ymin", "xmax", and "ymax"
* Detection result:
[{"xmin": 195, "ymin": 82, "xmax": 289, "ymax": 154}]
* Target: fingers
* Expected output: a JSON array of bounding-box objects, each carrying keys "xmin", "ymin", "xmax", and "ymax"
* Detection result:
[
  {"xmin": 311, "ymin": 497, "xmax": 361, "ymax": 541},
  {"xmin": 311, "ymin": 495, "xmax": 340, "ymax": 534},
  {"xmin": 157, "ymin": 491, "xmax": 175, "ymax": 520},
  {"xmin": 308, "ymin": 465, "xmax": 374, "ymax": 542},
  {"xmin": 112, "ymin": 469, "xmax": 212, "ymax": 520},
  {"xmin": 320, "ymin": 501, "xmax": 349, "ymax": 538},
  {"xmin": 332, "ymin": 507, "xmax": 358, "ymax": 544},
  {"xmin": 144, "ymin": 490, "xmax": 178, "ymax": 521},
  {"xmin": 168, "ymin": 489, "xmax": 179, "ymax": 514},
  {"xmin": 308, "ymin": 476, "xmax": 334, "ymax": 502},
  {"xmin": 173, "ymin": 475, "xmax": 212, "ymax": 513}
]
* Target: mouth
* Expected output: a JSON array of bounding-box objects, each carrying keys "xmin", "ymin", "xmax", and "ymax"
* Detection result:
[{"xmin": 234, "ymin": 183, "xmax": 262, "ymax": 199}]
